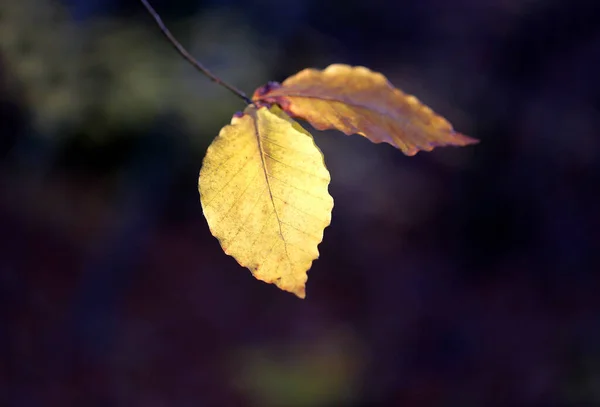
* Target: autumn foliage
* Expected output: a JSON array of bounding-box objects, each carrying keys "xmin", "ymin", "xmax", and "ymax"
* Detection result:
[
  {"xmin": 253, "ymin": 64, "xmax": 477, "ymax": 156},
  {"xmin": 199, "ymin": 64, "xmax": 478, "ymax": 298},
  {"xmin": 199, "ymin": 105, "xmax": 333, "ymax": 298}
]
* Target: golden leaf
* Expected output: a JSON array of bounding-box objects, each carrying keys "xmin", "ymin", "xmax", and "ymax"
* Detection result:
[
  {"xmin": 198, "ymin": 104, "xmax": 333, "ymax": 298},
  {"xmin": 252, "ymin": 64, "xmax": 479, "ymax": 156}
]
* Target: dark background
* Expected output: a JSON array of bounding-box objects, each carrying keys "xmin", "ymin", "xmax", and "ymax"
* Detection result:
[{"xmin": 1, "ymin": 0, "xmax": 600, "ymax": 406}]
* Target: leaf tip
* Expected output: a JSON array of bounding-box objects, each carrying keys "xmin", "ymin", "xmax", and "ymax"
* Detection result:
[
  {"xmin": 273, "ymin": 276, "xmax": 307, "ymax": 299},
  {"xmin": 290, "ymin": 285, "xmax": 307, "ymax": 299},
  {"xmin": 263, "ymin": 275, "xmax": 307, "ymax": 299},
  {"xmin": 453, "ymin": 131, "xmax": 480, "ymax": 146}
]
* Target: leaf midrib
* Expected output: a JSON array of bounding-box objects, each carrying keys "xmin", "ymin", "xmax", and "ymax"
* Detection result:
[
  {"xmin": 257, "ymin": 92, "xmax": 394, "ymax": 117},
  {"xmin": 256, "ymin": 93, "xmax": 413, "ymax": 151},
  {"xmin": 251, "ymin": 109, "xmax": 291, "ymax": 264}
]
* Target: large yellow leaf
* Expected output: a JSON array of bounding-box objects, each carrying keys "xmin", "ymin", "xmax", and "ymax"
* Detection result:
[
  {"xmin": 252, "ymin": 64, "xmax": 479, "ymax": 156},
  {"xmin": 199, "ymin": 104, "xmax": 333, "ymax": 298}
]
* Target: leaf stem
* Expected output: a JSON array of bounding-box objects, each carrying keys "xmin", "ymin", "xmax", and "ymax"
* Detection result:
[{"xmin": 139, "ymin": 0, "xmax": 252, "ymax": 104}]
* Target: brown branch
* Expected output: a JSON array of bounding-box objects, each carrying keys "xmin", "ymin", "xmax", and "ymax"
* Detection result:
[{"xmin": 139, "ymin": 0, "xmax": 251, "ymax": 104}]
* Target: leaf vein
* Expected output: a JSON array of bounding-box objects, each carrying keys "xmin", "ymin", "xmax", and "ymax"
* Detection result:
[
  {"xmin": 260, "ymin": 136, "xmax": 315, "ymax": 156},
  {"xmin": 204, "ymin": 156, "xmax": 258, "ymax": 208},
  {"xmin": 224, "ymin": 184, "xmax": 268, "ymax": 251},
  {"xmin": 215, "ymin": 166, "xmax": 262, "ymax": 225},
  {"xmin": 253, "ymin": 110, "xmax": 292, "ymax": 266},
  {"xmin": 203, "ymin": 138, "xmax": 255, "ymax": 176},
  {"xmin": 279, "ymin": 220, "xmax": 322, "ymax": 240},
  {"xmin": 265, "ymin": 172, "xmax": 331, "ymax": 202},
  {"xmin": 263, "ymin": 152, "xmax": 329, "ymax": 182},
  {"xmin": 272, "ymin": 196, "xmax": 329, "ymax": 223}
]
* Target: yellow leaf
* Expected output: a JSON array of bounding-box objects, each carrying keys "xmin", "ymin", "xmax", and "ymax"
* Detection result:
[
  {"xmin": 253, "ymin": 64, "xmax": 479, "ymax": 156},
  {"xmin": 198, "ymin": 104, "xmax": 333, "ymax": 298}
]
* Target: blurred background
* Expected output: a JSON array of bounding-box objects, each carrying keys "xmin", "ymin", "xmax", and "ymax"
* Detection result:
[{"xmin": 1, "ymin": 0, "xmax": 599, "ymax": 406}]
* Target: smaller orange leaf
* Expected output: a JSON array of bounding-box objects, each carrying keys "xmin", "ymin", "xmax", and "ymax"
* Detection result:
[{"xmin": 253, "ymin": 64, "xmax": 478, "ymax": 156}]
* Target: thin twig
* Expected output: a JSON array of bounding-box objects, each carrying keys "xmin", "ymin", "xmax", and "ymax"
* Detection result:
[{"xmin": 139, "ymin": 0, "xmax": 252, "ymax": 104}]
